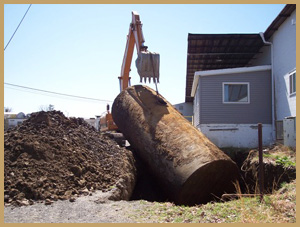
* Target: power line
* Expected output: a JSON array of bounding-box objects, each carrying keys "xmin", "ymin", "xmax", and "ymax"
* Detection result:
[
  {"xmin": 5, "ymin": 86, "xmax": 95, "ymax": 103},
  {"xmin": 4, "ymin": 82, "xmax": 113, "ymax": 103},
  {"xmin": 4, "ymin": 4, "xmax": 32, "ymax": 51}
]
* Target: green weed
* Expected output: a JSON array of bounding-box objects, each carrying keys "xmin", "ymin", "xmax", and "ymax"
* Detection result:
[{"xmin": 275, "ymin": 156, "xmax": 295, "ymax": 167}]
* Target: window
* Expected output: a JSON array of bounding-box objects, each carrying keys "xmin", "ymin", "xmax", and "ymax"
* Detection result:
[
  {"xmin": 289, "ymin": 71, "xmax": 296, "ymax": 95},
  {"xmin": 223, "ymin": 82, "xmax": 250, "ymax": 104}
]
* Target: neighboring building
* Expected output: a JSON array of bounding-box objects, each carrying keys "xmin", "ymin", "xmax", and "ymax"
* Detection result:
[
  {"xmin": 85, "ymin": 116, "xmax": 101, "ymax": 131},
  {"xmin": 174, "ymin": 102, "xmax": 193, "ymax": 123},
  {"xmin": 185, "ymin": 4, "xmax": 296, "ymax": 148},
  {"xmin": 4, "ymin": 112, "xmax": 27, "ymax": 131}
]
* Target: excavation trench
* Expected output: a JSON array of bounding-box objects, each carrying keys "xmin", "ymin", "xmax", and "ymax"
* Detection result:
[
  {"xmin": 129, "ymin": 146, "xmax": 296, "ymax": 203},
  {"xmin": 223, "ymin": 147, "xmax": 296, "ymax": 194},
  {"xmin": 129, "ymin": 148, "xmax": 168, "ymax": 202}
]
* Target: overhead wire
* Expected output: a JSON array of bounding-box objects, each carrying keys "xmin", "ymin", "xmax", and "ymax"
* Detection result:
[
  {"xmin": 4, "ymin": 82, "xmax": 113, "ymax": 103},
  {"xmin": 5, "ymin": 86, "xmax": 98, "ymax": 103},
  {"xmin": 4, "ymin": 4, "xmax": 32, "ymax": 51}
]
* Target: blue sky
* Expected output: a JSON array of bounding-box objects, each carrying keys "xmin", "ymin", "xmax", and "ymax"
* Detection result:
[{"xmin": 4, "ymin": 4, "xmax": 285, "ymax": 118}]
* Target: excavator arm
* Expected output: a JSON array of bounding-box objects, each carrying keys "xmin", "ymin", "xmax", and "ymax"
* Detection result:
[
  {"xmin": 119, "ymin": 11, "xmax": 159, "ymax": 91},
  {"xmin": 101, "ymin": 11, "xmax": 160, "ymax": 132}
]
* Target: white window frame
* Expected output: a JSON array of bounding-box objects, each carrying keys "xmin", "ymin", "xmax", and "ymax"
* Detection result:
[
  {"xmin": 289, "ymin": 70, "xmax": 296, "ymax": 95},
  {"xmin": 222, "ymin": 82, "xmax": 250, "ymax": 104}
]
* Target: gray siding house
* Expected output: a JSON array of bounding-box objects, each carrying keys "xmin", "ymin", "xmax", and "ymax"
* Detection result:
[
  {"xmin": 191, "ymin": 66, "xmax": 273, "ymax": 148},
  {"xmin": 185, "ymin": 4, "xmax": 296, "ymax": 148}
]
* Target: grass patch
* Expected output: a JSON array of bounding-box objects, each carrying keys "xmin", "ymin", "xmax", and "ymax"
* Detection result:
[
  {"xmin": 275, "ymin": 156, "xmax": 295, "ymax": 167},
  {"xmin": 131, "ymin": 180, "xmax": 296, "ymax": 223}
]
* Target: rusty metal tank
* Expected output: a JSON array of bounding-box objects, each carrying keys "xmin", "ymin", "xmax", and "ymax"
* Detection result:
[{"xmin": 112, "ymin": 85, "xmax": 239, "ymax": 205}]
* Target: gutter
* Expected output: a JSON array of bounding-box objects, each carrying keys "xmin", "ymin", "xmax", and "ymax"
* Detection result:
[{"xmin": 259, "ymin": 32, "xmax": 276, "ymax": 142}]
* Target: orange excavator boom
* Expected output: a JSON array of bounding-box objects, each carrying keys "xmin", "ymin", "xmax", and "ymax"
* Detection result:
[
  {"xmin": 101, "ymin": 11, "xmax": 160, "ymax": 132},
  {"xmin": 119, "ymin": 11, "xmax": 160, "ymax": 91}
]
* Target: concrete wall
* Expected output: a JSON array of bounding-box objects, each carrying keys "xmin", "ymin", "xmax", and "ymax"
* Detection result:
[{"xmin": 199, "ymin": 123, "xmax": 273, "ymax": 148}]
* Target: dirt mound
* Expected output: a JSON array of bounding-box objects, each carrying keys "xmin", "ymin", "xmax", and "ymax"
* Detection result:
[{"xmin": 4, "ymin": 111, "xmax": 136, "ymax": 206}]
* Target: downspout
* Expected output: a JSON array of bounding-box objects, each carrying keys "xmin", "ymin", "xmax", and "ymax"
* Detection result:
[{"xmin": 259, "ymin": 32, "xmax": 276, "ymax": 142}]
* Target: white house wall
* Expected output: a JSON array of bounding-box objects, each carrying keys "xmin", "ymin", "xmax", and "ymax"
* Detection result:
[
  {"xmin": 193, "ymin": 82, "xmax": 200, "ymax": 127},
  {"xmin": 272, "ymin": 10, "xmax": 296, "ymax": 120},
  {"xmin": 249, "ymin": 10, "xmax": 296, "ymax": 121},
  {"xmin": 284, "ymin": 72, "xmax": 297, "ymax": 117},
  {"xmin": 199, "ymin": 124, "xmax": 273, "ymax": 148}
]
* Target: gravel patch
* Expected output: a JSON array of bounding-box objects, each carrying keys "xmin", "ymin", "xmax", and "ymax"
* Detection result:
[{"xmin": 4, "ymin": 190, "xmax": 146, "ymax": 223}]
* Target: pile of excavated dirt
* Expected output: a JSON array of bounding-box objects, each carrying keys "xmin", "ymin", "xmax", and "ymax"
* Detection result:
[{"xmin": 4, "ymin": 111, "xmax": 136, "ymax": 206}]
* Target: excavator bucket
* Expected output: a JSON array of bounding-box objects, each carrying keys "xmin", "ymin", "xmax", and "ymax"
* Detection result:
[{"xmin": 135, "ymin": 51, "xmax": 160, "ymax": 83}]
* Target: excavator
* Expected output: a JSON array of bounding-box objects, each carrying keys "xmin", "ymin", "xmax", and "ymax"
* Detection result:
[{"xmin": 100, "ymin": 11, "xmax": 160, "ymax": 132}]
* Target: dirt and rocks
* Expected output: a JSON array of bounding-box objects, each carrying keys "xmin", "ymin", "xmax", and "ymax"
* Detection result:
[
  {"xmin": 224, "ymin": 144, "xmax": 296, "ymax": 194},
  {"xmin": 4, "ymin": 191, "xmax": 145, "ymax": 223},
  {"xmin": 4, "ymin": 110, "xmax": 136, "ymax": 207},
  {"xmin": 241, "ymin": 145, "xmax": 296, "ymax": 193}
]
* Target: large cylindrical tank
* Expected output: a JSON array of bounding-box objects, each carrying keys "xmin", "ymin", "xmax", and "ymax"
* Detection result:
[{"xmin": 112, "ymin": 85, "xmax": 239, "ymax": 205}]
